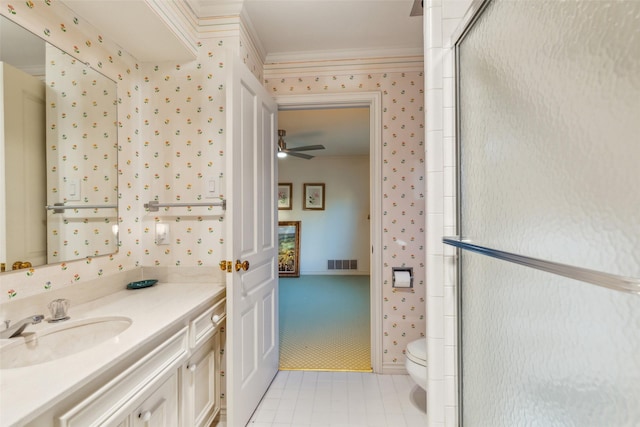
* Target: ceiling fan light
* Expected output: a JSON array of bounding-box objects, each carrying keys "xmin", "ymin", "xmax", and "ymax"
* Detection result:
[{"xmin": 277, "ymin": 151, "xmax": 287, "ymax": 158}]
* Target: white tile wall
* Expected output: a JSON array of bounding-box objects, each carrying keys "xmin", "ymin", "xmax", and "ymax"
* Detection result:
[
  {"xmin": 426, "ymin": 170, "xmax": 444, "ymax": 214},
  {"xmin": 425, "ymin": 0, "xmax": 474, "ymax": 426}
]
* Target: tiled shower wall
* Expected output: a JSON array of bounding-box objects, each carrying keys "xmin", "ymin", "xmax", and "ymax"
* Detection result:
[{"xmin": 425, "ymin": 0, "xmax": 473, "ymax": 426}]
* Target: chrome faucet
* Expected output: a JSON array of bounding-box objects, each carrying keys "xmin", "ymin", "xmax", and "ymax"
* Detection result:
[{"xmin": 1, "ymin": 315, "xmax": 45, "ymax": 339}]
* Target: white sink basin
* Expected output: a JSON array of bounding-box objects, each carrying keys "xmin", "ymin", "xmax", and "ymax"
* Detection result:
[{"xmin": 0, "ymin": 316, "xmax": 132, "ymax": 369}]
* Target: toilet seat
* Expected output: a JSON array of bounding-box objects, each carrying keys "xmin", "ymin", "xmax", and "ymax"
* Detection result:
[{"xmin": 406, "ymin": 338, "xmax": 427, "ymax": 366}]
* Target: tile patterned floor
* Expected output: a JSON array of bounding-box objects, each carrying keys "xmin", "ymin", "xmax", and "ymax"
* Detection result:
[{"xmin": 247, "ymin": 370, "xmax": 427, "ymax": 426}]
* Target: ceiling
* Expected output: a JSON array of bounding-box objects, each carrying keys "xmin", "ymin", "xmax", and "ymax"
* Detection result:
[
  {"xmin": 194, "ymin": 0, "xmax": 424, "ymax": 62},
  {"xmin": 278, "ymin": 108, "xmax": 370, "ymax": 158},
  {"xmin": 59, "ymin": 0, "xmax": 424, "ymax": 63},
  {"xmin": 56, "ymin": 0, "xmax": 424, "ymax": 158}
]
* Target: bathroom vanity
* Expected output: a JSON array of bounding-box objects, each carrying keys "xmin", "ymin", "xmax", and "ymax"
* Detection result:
[{"xmin": 0, "ymin": 276, "xmax": 225, "ymax": 427}]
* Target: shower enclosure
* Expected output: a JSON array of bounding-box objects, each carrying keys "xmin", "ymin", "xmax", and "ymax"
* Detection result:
[{"xmin": 448, "ymin": 0, "xmax": 640, "ymax": 425}]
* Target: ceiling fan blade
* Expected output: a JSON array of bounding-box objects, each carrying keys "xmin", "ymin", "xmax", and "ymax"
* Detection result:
[
  {"xmin": 284, "ymin": 150, "xmax": 314, "ymax": 159},
  {"xmin": 287, "ymin": 144, "xmax": 326, "ymax": 152}
]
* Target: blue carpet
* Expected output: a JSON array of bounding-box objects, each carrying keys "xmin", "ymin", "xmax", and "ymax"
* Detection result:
[{"xmin": 279, "ymin": 275, "xmax": 372, "ymax": 371}]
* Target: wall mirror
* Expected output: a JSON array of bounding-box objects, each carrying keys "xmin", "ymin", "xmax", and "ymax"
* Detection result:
[{"xmin": 0, "ymin": 15, "xmax": 118, "ymax": 273}]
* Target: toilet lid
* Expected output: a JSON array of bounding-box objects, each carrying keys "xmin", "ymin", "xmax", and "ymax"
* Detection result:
[{"xmin": 406, "ymin": 338, "xmax": 427, "ymax": 366}]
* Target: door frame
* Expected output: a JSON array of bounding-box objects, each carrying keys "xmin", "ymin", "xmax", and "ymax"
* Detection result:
[{"xmin": 274, "ymin": 92, "xmax": 383, "ymax": 373}]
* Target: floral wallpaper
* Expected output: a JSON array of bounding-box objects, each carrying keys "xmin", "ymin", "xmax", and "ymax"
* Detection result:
[
  {"xmin": 0, "ymin": 0, "xmax": 425, "ymax": 371},
  {"xmin": 239, "ymin": 30, "xmax": 263, "ymax": 83},
  {"xmin": 45, "ymin": 43, "xmax": 118, "ymax": 263},
  {"xmin": 266, "ymin": 69, "xmax": 426, "ymax": 367},
  {"xmin": 138, "ymin": 45, "xmax": 229, "ymax": 267}
]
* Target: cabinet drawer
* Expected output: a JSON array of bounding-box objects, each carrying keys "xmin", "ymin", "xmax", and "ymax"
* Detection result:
[
  {"xmin": 190, "ymin": 298, "xmax": 226, "ymax": 348},
  {"xmin": 58, "ymin": 327, "xmax": 188, "ymax": 427}
]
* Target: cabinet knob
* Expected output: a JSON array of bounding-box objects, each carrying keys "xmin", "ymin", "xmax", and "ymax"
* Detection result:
[
  {"xmin": 212, "ymin": 314, "xmax": 221, "ymax": 324},
  {"xmin": 188, "ymin": 363, "xmax": 197, "ymax": 373},
  {"xmin": 139, "ymin": 410, "xmax": 151, "ymax": 422}
]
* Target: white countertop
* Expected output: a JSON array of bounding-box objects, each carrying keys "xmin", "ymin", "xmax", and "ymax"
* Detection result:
[{"xmin": 0, "ymin": 281, "xmax": 225, "ymax": 427}]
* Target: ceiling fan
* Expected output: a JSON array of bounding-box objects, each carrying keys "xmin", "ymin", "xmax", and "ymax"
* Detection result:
[{"xmin": 277, "ymin": 129, "xmax": 325, "ymax": 159}]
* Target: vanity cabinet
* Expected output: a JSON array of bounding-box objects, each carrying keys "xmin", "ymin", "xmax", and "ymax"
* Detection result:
[
  {"xmin": 56, "ymin": 326, "xmax": 187, "ymax": 427},
  {"xmin": 36, "ymin": 292, "xmax": 226, "ymax": 427}
]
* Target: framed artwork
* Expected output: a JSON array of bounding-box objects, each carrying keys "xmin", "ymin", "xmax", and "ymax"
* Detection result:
[
  {"xmin": 303, "ymin": 183, "xmax": 325, "ymax": 210},
  {"xmin": 278, "ymin": 183, "xmax": 292, "ymax": 210},
  {"xmin": 278, "ymin": 221, "xmax": 300, "ymax": 277}
]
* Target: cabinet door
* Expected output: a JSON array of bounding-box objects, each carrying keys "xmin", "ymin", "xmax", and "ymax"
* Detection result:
[
  {"xmin": 131, "ymin": 373, "xmax": 179, "ymax": 427},
  {"xmin": 183, "ymin": 332, "xmax": 220, "ymax": 427}
]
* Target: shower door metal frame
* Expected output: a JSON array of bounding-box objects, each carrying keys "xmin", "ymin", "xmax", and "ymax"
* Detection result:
[{"xmin": 450, "ymin": 1, "xmax": 495, "ymax": 425}]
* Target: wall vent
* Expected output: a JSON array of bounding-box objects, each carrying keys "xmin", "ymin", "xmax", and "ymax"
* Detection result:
[{"xmin": 327, "ymin": 259, "xmax": 358, "ymax": 270}]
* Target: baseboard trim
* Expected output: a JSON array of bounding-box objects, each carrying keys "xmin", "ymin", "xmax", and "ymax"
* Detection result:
[
  {"xmin": 381, "ymin": 363, "xmax": 408, "ymax": 375},
  {"xmin": 212, "ymin": 407, "xmax": 226, "ymax": 426}
]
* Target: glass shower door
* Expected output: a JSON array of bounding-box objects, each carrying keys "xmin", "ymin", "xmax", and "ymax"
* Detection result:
[{"xmin": 451, "ymin": 0, "xmax": 640, "ymax": 425}]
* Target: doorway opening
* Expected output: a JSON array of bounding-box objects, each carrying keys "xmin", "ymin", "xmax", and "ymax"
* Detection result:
[{"xmin": 275, "ymin": 92, "xmax": 382, "ymax": 373}]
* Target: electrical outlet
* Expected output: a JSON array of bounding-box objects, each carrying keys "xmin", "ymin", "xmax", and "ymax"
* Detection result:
[{"xmin": 155, "ymin": 223, "xmax": 170, "ymax": 245}]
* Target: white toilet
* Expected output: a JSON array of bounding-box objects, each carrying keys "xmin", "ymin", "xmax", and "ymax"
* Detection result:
[{"xmin": 405, "ymin": 338, "xmax": 427, "ymax": 390}]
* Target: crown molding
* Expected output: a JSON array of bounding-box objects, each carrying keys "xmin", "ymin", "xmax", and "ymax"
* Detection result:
[
  {"xmin": 147, "ymin": 0, "xmax": 200, "ymax": 57},
  {"xmin": 264, "ymin": 53, "xmax": 424, "ymax": 78},
  {"xmin": 186, "ymin": 2, "xmax": 265, "ymax": 64},
  {"xmin": 194, "ymin": 14, "xmax": 241, "ymax": 39},
  {"xmin": 265, "ymin": 46, "xmax": 424, "ymax": 66},
  {"xmin": 238, "ymin": 6, "xmax": 266, "ymax": 65},
  {"xmin": 184, "ymin": 0, "xmax": 244, "ymax": 18}
]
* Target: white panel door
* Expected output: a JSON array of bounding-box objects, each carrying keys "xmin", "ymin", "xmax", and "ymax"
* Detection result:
[{"xmin": 225, "ymin": 59, "xmax": 278, "ymax": 427}]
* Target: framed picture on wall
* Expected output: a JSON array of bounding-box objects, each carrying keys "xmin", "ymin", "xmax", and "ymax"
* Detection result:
[
  {"xmin": 303, "ymin": 183, "xmax": 325, "ymax": 210},
  {"xmin": 278, "ymin": 183, "xmax": 292, "ymax": 210},
  {"xmin": 278, "ymin": 221, "xmax": 300, "ymax": 277}
]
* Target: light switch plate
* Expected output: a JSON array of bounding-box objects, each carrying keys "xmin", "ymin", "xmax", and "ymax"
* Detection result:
[
  {"xmin": 66, "ymin": 178, "xmax": 81, "ymax": 201},
  {"xmin": 205, "ymin": 177, "xmax": 217, "ymax": 198}
]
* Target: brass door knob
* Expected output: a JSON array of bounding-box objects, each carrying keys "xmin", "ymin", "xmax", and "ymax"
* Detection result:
[
  {"xmin": 12, "ymin": 261, "xmax": 32, "ymax": 270},
  {"xmin": 235, "ymin": 260, "xmax": 250, "ymax": 271}
]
